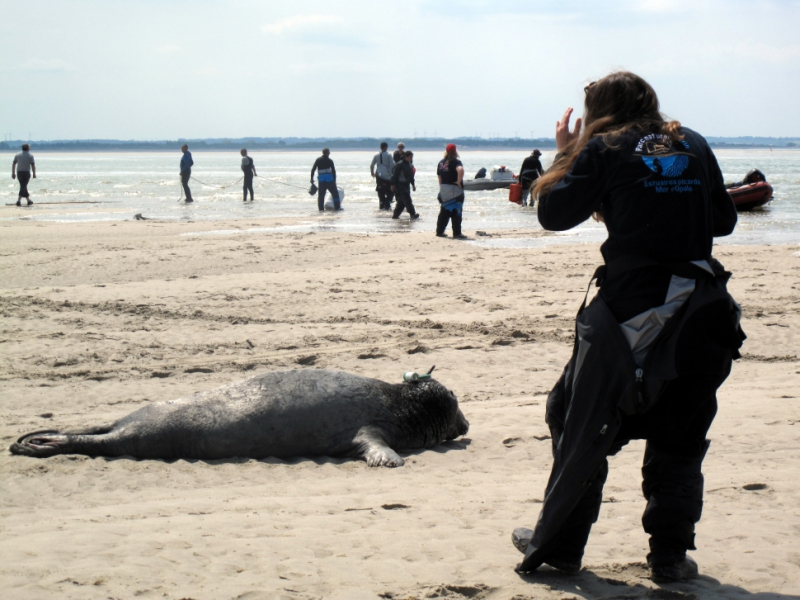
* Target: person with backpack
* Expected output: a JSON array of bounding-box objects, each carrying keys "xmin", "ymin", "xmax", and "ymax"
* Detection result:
[{"xmin": 370, "ymin": 142, "xmax": 394, "ymax": 210}]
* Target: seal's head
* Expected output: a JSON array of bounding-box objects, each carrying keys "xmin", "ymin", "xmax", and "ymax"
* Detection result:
[{"xmin": 393, "ymin": 379, "xmax": 469, "ymax": 449}]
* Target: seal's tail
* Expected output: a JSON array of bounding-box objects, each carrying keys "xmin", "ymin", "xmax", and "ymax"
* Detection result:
[{"xmin": 10, "ymin": 426, "xmax": 114, "ymax": 457}]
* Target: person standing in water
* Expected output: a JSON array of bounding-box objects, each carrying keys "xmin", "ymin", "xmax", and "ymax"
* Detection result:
[
  {"xmin": 390, "ymin": 150, "xmax": 419, "ymax": 220},
  {"xmin": 436, "ymin": 143, "xmax": 467, "ymax": 239},
  {"xmin": 310, "ymin": 148, "xmax": 340, "ymax": 211},
  {"xmin": 512, "ymin": 71, "xmax": 743, "ymax": 583},
  {"xmin": 179, "ymin": 144, "xmax": 194, "ymax": 203},
  {"xmin": 240, "ymin": 149, "xmax": 257, "ymax": 202},
  {"xmin": 518, "ymin": 149, "xmax": 543, "ymax": 207},
  {"xmin": 393, "ymin": 142, "xmax": 405, "ymax": 163},
  {"xmin": 12, "ymin": 143, "xmax": 36, "ymax": 206},
  {"xmin": 370, "ymin": 141, "xmax": 395, "ymax": 210}
]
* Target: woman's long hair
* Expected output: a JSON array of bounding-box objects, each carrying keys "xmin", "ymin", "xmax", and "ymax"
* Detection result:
[
  {"xmin": 534, "ymin": 71, "xmax": 683, "ymax": 202},
  {"xmin": 443, "ymin": 149, "xmax": 459, "ymax": 162}
]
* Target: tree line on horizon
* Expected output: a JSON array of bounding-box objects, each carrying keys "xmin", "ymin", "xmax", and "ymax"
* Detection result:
[{"xmin": 1, "ymin": 136, "xmax": 797, "ymax": 152}]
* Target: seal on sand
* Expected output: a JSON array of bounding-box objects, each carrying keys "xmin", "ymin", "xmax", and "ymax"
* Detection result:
[{"xmin": 9, "ymin": 369, "xmax": 469, "ymax": 467}]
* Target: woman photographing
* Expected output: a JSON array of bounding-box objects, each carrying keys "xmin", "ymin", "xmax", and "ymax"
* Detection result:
[{"xmin": 513, "ymin": 72, "xmax": 744, "ymax": 582}]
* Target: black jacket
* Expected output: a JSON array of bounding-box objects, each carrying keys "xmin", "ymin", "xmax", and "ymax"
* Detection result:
[
  {"xmin": 538, "ymin": 128, "xmax": 736, "ymax": 265},
  {"xmin": 391, "ymin": 160, "xmax": 415, "ymax": 187},
  {"xmin": 538, "ymin": 127, "xmax": 737, "ymax": 322},
  {"xmin": 519, "ymin": 156, "xmax": 543, "ymax": 187}
]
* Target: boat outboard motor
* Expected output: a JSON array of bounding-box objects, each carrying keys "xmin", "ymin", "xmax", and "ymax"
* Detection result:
[
  {"xmin": 743, "ymin": 168, "xmax": 766, "ymax": 184},
  {"xmin": 474, "ymin": 167, "xmax": 487, "ymax": 179}
]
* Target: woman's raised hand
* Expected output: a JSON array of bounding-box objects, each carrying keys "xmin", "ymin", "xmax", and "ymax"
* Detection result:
[{"xmin": 556, "ymin": 107, "xmax": 582, "ymax": 153}]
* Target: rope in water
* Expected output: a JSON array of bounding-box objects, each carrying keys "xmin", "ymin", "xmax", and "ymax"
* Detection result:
[
  {"xmin": 177, "ymin": 174, "xmax": 309, "ymax": 203},
  {"xmin": 190, "ymin": 175, "xmax": 244, "ymax": 189},
  {"xmin": 178, "ymin": 175, "xmax": 244, "ymax": 202},
  {"xmin": 265, "ymin": 177, "xmax": 310, "ymax": 191}
]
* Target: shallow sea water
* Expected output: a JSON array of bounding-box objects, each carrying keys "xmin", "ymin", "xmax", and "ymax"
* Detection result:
[{"xmin": 1, "ymin": 149, "xmax": 798, "ymax": 247}]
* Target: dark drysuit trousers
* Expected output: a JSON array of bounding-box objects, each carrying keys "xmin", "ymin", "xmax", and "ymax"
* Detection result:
[
  {"xmin": 554, "ymin": 370, "xmax": 727, "ymax": 563},
  {"xmin": 17, "ymin": 171, "xmax": 31, "ymax": 199},
  {"xmin": 243, "ymin": 173, "xmax": 254, "ymax": 201},
  {"xmin": 317, "ymin": 181, "xmax": 340, "ymax": 210},
  {"xmin": 392, "ymin": 185, "xmax": 416, "ymax": 218},
  {"xmin": 550, "ymin": 314, "xmax": 734, "ymax": 563},
  {"xmin": 436, "ymin": 199, "xmax": 464, "ymax": 236},
  {"xmin": 181, "ymin": 170, "xmax": 193, "ymax": 201},
  {"xmin": 376, "ymin": 178, "xmax": 394, "ymax": 209}
]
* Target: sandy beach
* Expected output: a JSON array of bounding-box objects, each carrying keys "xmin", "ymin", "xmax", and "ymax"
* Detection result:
[{"xmin": 1, "ymin": 215, "xmax": 798, "ymax": 600}]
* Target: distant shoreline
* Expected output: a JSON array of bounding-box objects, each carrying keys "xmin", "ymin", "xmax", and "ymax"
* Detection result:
[
  {"xmin": 1, "ymin": 144, "xmax": 798, "ymax": 153},
  {"xmin": 2, "ymin": 136, "xmax": 797, "ymax": 153}
]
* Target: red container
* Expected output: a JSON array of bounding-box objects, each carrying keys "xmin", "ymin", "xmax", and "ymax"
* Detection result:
[{"xmin": 509, "ymin": 183, "xmax": 523, "ymax": 204}]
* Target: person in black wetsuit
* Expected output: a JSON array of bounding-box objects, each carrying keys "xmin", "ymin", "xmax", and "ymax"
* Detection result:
[
  {"xmin": 310, "ymin": 148, "xmax": 340, "ymax": 211},
  {"xmin": 518, "ymin": 149, "xmax": 543, "ymax": 207},
  {"xmin": 512, "ymin": 72, "xmax": 743, "ymax": 583},
  {"xmin": 393, "ymin": 142, "xmax": 405, "ymax": 163},
  {"xmin": 179, "ymin": 144, "xmax": 193, "ymax": 203},
  {"xmin": 390, "ymin": 150, "xmax": 419, "ymax": 220},
  {"xmin": 436, "ymin": 143, "xmax": 466, "ymax": 239},
  {"xmin": 240, "ymin": 149, "xmax": 257, "ymax": 202}
]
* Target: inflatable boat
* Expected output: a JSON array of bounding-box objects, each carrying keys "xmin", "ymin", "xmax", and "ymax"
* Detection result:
[
  {"xmin": 462, "ymin": 166, "xmax": 517, "ymax": 191},
  {"xmin": 725, "ymin": 169, "xmax": 773, "ymax": 211},
  {"xmin": 462, "ymin": 179, "xmax": 516, "ymax": 191}
]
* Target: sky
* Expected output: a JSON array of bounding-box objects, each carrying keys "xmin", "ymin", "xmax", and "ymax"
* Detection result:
[{"xmin": 1, "ymin": 0, "xmax": 799, "ymax": 140}]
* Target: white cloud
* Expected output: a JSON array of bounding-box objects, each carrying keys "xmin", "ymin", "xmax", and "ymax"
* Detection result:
[
  {"xmin": 698, "ymin": 41, "xmax": 800, "ymax": 65},
  {"xmin": 634, "ymin": 0, "xmax": 696, "ymax": 12},
  {"xmin": 261, "ymin": 14, "xmax": 343, "ymax": 34},
  {"xmin": 290, "ymin": 61, "xmax": 375, "ymax": 74},
  {"xmin": 1, "ymin": 58, "xmax": 76, "ymax": 72}
]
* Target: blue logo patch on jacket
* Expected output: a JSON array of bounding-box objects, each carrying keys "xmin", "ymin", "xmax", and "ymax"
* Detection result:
[{"xmin": 641, "ymin": 154, "xmax": 689, "ymax": 177}]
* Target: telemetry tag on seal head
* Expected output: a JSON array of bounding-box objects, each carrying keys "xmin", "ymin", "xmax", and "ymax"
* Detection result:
[{"xmin": 402, "ymin": 365, "xmax": 435, "ymax": 382}]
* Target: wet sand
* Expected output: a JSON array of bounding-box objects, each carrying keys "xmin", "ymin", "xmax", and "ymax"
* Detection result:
[{"xmin": 1, "ymin": 217, "xmax": 798, "ymax": 599}]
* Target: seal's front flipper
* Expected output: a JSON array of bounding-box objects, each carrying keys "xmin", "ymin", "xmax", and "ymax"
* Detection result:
[{"xmin": 353, "ymin": 426, "xmax": 405, "ymax": 467}]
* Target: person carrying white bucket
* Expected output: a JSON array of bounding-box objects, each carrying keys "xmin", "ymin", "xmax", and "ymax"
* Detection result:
[{"xmin": 310, "ymin": 148, "xmax": 341, "ymax": 211}]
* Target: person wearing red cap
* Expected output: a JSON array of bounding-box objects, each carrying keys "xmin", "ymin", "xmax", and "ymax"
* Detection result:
[{"xmin": 436, "ymin": 144, "xmax": 467, "ymax": 239}]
